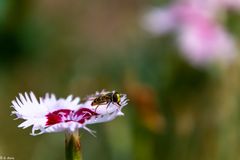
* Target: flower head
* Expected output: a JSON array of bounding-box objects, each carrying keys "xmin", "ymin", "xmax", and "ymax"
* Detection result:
[
  {"xmin": 141, "ymin": 0, "xmax": 237, "ymax": 67},
  {"xmin": 177, "ymin": 15, "xmax": 236, "ymax": 66},
  {"xmin": 11, "ymin": 91, "xmax": 128, "ymax": 136}
]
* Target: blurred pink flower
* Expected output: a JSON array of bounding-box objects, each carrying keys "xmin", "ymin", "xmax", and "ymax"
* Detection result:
[
  {"xmin": 180, "ymin": 0, "xmax": 240, "ymax": 13},
  {"xmin": 208, "ymin": 0, "xmax": 240, "ymax": 11},
  {"xmin": 141, "ymin": 7, "xmax": 177, "ymax": 36},
  {"xmin": 178, "ymin": 21, "xmax": 236, "ymax": 66},
  {"xmin": 141, "ymin": 0, "xmax": 237, "ymax": 67}
]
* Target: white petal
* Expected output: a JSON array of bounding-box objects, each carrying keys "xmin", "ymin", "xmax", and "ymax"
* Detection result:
[
  {"xmin": 19, "ymin": 93, "xmax": 27, "ymax": 104},
  {"xmin": 24, "ymin": 92, "xmax": 31, "ymax": 103},
  {"xmin": 18, "ymin": 120, "xmax": 33, "ymax": 129},
  {"xmin": 72, "ymin": 97, "xmax": 80, "ymax": 105},
  {"xmin": 117, "ymin": 111, "xmax": 124, "ymax": 116},
  {"xmin": 44, "ymin": 122, "xmax": 82, "ymax": 133},
  {"xmin": 66, "ymin": 95, "xmax": 73, "ymax": 102},
  {"xmin": 84, "ymin": 111, "xmax": 120, "ymax": 125},
  {"xmin": 30, "ymin": 92, "xmax": 39, "ymax": 104},
  {"xmin": 16, "ymin": 97, "xmax": 23, "ymax": 108}
]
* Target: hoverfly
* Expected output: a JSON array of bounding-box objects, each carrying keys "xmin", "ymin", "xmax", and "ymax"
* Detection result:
[{"xmin": 91, "ymin": 91, "xmax": 122, "ymax": 111}]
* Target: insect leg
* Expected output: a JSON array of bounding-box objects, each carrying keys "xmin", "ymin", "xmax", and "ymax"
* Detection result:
[
  {"xmin": 106, "ymin": 102, "xmax": 111, "ymax": 109},
  {"xmin": 94, "ymin": 105, "xmax": 100, "ymax": 112}
]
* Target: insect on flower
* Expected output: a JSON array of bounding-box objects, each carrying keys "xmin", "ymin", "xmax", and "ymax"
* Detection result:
[
  {"xmin": 90, "ymin": 91, "xmax": 122, "ymax": 111},
  {"xmin": 11, "ymin": 91, "xmax": 128, "ymax": 136}
]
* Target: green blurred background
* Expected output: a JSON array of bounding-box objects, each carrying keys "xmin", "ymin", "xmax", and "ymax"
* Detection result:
[{"xmin": 0, "ymin": 0, "xmax": 240, "ymax": 160}]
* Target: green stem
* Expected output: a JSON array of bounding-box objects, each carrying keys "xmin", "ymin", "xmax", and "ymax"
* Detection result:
[{"xmin": 65, "ymin": 130, "xmax": 82, "ymax": 160}]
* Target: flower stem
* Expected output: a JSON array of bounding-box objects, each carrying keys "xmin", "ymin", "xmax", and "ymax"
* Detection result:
[{"xmin": 65, "ymin": 130, "xmax": 82, "ymax": 160}]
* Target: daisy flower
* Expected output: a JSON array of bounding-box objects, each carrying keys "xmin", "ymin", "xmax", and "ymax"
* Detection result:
[{"xmin": 11, "ymin": 91, "xmax": 128, "ymax": 136}]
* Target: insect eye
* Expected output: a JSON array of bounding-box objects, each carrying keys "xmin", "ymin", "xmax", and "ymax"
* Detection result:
[
  {"xmin": 112, "ymin": 93, "xmax": 118, "ymax": 102},
  {"xmin": 114, "ymin": 93, "xmax": 121, "ymax": 102}
]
